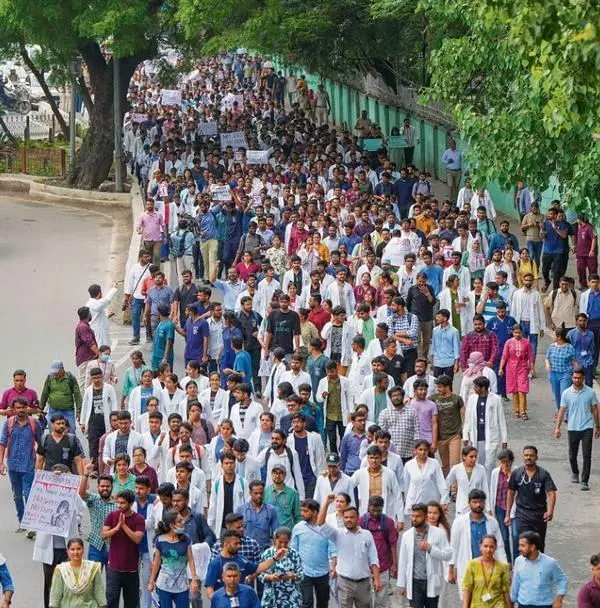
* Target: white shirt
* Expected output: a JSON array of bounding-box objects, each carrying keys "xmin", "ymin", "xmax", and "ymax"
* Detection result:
[{"xmin": 323, "ymin": 525, "xmax": 380, "ymax": 579}]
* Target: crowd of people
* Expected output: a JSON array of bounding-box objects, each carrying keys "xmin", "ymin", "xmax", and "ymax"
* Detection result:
[{"xmin": 0, "ymin": 51, "xmax": 600, "ymax": 608}]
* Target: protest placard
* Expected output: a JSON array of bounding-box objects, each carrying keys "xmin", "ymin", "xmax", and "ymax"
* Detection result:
[
  {"xmin": 363, "ymin": 138, "xmax": 383, "ymax": 151},
  {"xmin": 220, "ymin": 132, "xmax": 248, "ymax": 150},
  {"xmin": 198, "ymin": 121, "xmax": 219, "ymax": 136},
  {"xmin": 130, "ymin": 113, "xmax": 148, "ymax": 124},
  {"xmin": 210, "ymin": 184, "xmax": 232, "ymax": 201},
  {"xmin": 246, "ymin": 150, "xmax": 270, "ymax": 165},
  {"xmin": 388, "ymin": 135, "xmax": 408, "ymax": 149},
  {"xmin": 161, "ymin": 89, "xmax": 182, "ymax": 106},
  {"xmin": 233, "ymin": 94, "xmax": 244, "ymax": 110},
  {"xmin": 21, "ymin": 471, "xmax": 80, "ymax": 537}
]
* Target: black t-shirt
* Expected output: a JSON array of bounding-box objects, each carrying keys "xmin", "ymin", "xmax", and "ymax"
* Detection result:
[
  {"xmin": 508, "ymin": 465, "xmax": 557, "ymax": 514},
  {"xmin": 37, "ymin": 433, "xmax": 84, "ymax": 471},
  {"xmin": 238, "ymin": 310, "xmax": 263, "ymax": 351},
  {"xmin": 174, "ymin": 284, "xmax": 199, "ymax": 324},
  {"xmin": 267, "ymin": 309, "xmax": 301, "ymax": 355},
  {"xmin": 383, "ymin": 354, "xmax": 405, "ymax": 385},
  {"xmin": 221, "ymin": 479, "xmax": 235, "ymax": 530}
]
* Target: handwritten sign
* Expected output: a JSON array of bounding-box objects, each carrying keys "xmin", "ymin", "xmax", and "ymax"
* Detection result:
[
  {"xmin": 198, "ymin": 121, "xmax": 218, "ymax": 136},
  {"xmin": 388, "ymin": 135, "xmax": 408, "ymax": 149},
  {"xmin": 363, "ymin": 138, "xmax": 383, "ymax": 152},
  {"xmin": 233, "ymin": 94, "xmax": 244, "ymax": 110},
  {"xmin": 161, "ymin": 89, "xmax": 182, "ymax": 106},
  {"xmin": 246, "ymin": 150, "xmax": 270, "ymax": 165},
  {"xmin": 210, "ymin": 184, "xmax": 232, "ymax": 201},
  {"xmin": 130, "ymin": 113, "xmax": 148, "ymax": 123},
  {"xmin": 21, "ymin": 471, "xmax": 80, "ymax": 537},
  {"xmin": 220, "ymin": 132, "xmax": 248, "ymax": 151}
]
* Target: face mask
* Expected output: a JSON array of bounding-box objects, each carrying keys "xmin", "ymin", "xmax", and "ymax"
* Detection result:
[
  {"xmin": 101, "ymin": 355, "xmax": 110, "ymax": 363},
  {"xmin": 174, "ymin": 528, "xmax": 185, "ymax": 535}
]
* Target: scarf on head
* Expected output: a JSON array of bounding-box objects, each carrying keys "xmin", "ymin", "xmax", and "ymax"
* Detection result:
[
  {"xmin": 464, "ymin": 351, "xmax": 487, "ymax": 378},
  {"xmin": 56, "ymin": 560, "xmax": 100, "ymax": 595}
]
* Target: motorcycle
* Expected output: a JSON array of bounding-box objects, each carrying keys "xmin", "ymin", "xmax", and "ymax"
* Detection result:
[{"xmin": 0, "ymin": 83, "xmax": 32, "ymax": 115}]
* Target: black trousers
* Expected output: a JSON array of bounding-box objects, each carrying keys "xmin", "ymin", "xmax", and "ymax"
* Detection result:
[
  {"xmin": 43, "ymin": 548, "xmax": 68, "ymax": 608},
  {"xmin": 515, "ymin": 514, "xmax": 547, "ymax": 552},
  {"xmin": 568, "ymin": 428, "xmax": 594, "ymax": 483},
  {"xmin": 87, "ymin": 416, "xmax": 106, "ymax": 471},
  {"xmin": 106, "ymin": 568, "xmax": 140, "ymax": 608},
  {"xmin": 410, "ymin": 579, "xmax": 439, "ymax": 608},
  {"xmin": 326, "ymin": 419, "xmax": 345, "ymax": 453},
  {"xmin": 433, "ymin": 366, "xmax": 454, "ymax": 382},
  {"xmin": 402, "ymin": 348, "xmax": 418, "ymax": 378},
  {"xmin": 248, "ymin": 348, "xmax": 261, "ymax": 392},
  {"xmin": 302, "ymin": 574, "xmax": 330, "ymax": 608},
  {"xmin": 542, "ymin": 253, "xmax": 565, "ymax": 289}
]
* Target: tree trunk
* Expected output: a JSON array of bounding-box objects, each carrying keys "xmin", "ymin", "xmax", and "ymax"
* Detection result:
[
  {"xmin": 67, "ymin": 44, "xmax": 142, "ymax": 189},
  {"xmin": 19, "ymin": 42, "xmax": 70, "ymax": 138},
  {"xmin": 0, "ymin": 115, "xmax": 17, "ymax": 145}
]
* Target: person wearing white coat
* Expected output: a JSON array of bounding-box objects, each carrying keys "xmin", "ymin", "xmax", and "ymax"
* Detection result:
[
  {"xmin": 198, "ymin": 386, "xmax": 228, "ymax": 425},
  {"xmin": 313, "ymin": 466, "xmax": 354, "ymax": 512},
  {"xmin": 321, "ymin": 319, "xmax": 354, "ymax": 367},
  {"xmin": 86, "ymin": 284, "xmax": 118, "ymax": 348},
  {"xmin": 463, "ymin": 379, "xmax": 508, "ymax": 478},
  {"xmin": 228, "ymin": 398, "xmax": 263, "ymax": 439},
  {"xmin": 263, "ymin": 357, "xmax": 287, "ymax": 408},
  {"xmin": 449, "ymin": 498, "xmax": 505, "ymax": 597},
  {"xmin": 470, "ymin": 189, "xmax": 497, "ymax": 220},
  {"xmin": 159, "ymin": 386, "xmax": 186, "ymax": 418},
  {"xmin": 324, "ymin": 274, "xmax": 356, "ymax": 315},
  {"xmin": 438, "ymin": 285, "xmax": 471, "ymax": 336},
  {"xmin": 280, "ymin": 366, "xmax": 311, "ymax": 393},
  {"xmin": 356, "ymin": 383, "xmax": 393, "ymax": 423},
  {"xmin": 403, "ymin": 450, "xmax": 449, "ymax": 516},
  {"xmin": 397, "ymin": 507, "xmax": 452, "ymax": 603},
  {"xmin": 207, "ymin": 465, "xmax": 249, "ymax": 533},
  {"xmin": 288, "ymin": 424, "xmax": 325, "ymax": 498},
  {"xmin": 127, "ymin": 383, "xmax": 162, "ymax": 431},
  {"xmin": 102, "ymin": 415, "xmax": 145, "ymax": 473},
  {"xmin": 316, "ymin": 369, "xmax": 351, "ymax": 452},
  {"xmin": 511, "ymin": 280, "xmax": 545, "ymax": 357},
  {"xmin": 347, "ymin": 347, "xmax": 371, "ymax": 406},
  {"xmin": 350, "ymin": 446, "xmax": 404, "ymax": 522},
  {"xmin": 255, "ymin": 276, "xmax": 281, "ymax": 318},
  {"xmin": 80, "ymin": 381, "xmax": 118, "ymax": 432},
  {"xmin": 459, "ymin": 365, "xmax": 498, "ymax": 405},
  {"xmin": 281, "ymin": 267, "xmax": 310, "ymax": 296},
  {"xmin": 445, "ymin": 448, "xmax": 491, "ymax": 515},
  {"xmin": 443, "ymin": 258, "xmax": 472, "ymax": 295}
]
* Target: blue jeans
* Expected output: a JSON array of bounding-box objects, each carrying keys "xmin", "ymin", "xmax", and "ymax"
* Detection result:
[
  {"xmin": 139, "ymin": 552, "xmax": 152, "ymax": 608},
  {"xmin": 495, "ymin": 506, "xmax": 518, "ymax": 563},
  {"xmin": 8, "ymin": 469, "xmax": 34, "ymax": 522},
  {"xmin": 527, "ymin": 240, "xmax": 543, "ymax": 269},
  {"xmin": 493, "ymin": 360, "xmax": 506, "ymax": 396},
  {"xmin": 157, "ymin": 588, "xmax": 189, "ymax": 607},
  {"xmin": 520, "ymin": 321, "xmax": 538, "ymax": 359},
  {"xmin": 131, "ymin": 297, "xmax": 145, "ymax": 340},
  {"xmin": 584, "ymin": 365, "xmax": 594, "ymax": 387},
  {"xmin": 48, "ymin": 407, "xmax": 76, "ymax": 434},
  {"xmin": 88, "ymin": 545, "xmax": 109, "ymax": 567},
  {"xmin": 548, "ymin": 370, "xmax": 572, "ymax": 410}
]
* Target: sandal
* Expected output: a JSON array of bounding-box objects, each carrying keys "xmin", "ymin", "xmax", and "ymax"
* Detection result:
[
  {"xmin": 521, "ymin": 413, "xmax": 529, "ymax": 420},
  {"xmin": 514, "ymin": 413, "xmax": 521, "ymax": 419}
]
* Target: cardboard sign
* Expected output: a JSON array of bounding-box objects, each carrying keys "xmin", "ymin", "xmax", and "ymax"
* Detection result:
[
  {"xmin": 388, "ymin": 135, "xmax": 408, "ymax": 149},
  {"xmin": 21, "ymin": 471, "xmax": 80, "ymax": 537},
  {"xmin": 130, "ymin": 113, "xmax": 148, "ymax": 123},
  {"xmin": 161, "ymin": 89, "xmax": 182, "ymax": 106},
  {"xmin": 220, "ymin": 131, "xmax": 248, "ymax": 151},
  {"xmin": 210, "ymin": 184, "xmax": 232, "ymax": 201},
  {"xmin": 198, "ymin": 121, "xmax": 219, "ymax": 136},
  {"xmin": 363, "ymin": 138, "xmax": 383, "ymax": 151},
  {"xmin": 246, "ymin": 150, "xmax": 270, "ymax": 165}
]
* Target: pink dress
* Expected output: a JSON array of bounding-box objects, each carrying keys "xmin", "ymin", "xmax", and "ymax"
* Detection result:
[{"xmin": 501, "ymin": 338, "xmax": 534, "ymax": 394}]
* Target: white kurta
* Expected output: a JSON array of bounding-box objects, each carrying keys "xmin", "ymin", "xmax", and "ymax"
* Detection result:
[{"xmin": 86, "ymin": 287, "xmax": 118, "ymax": 348}]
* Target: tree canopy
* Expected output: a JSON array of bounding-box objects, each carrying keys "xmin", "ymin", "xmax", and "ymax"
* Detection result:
[{"xmin": 421, "ymin": 0, "xmax": 600, "ymax": 218}]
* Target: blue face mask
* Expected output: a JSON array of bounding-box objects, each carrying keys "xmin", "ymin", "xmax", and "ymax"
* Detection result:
[
  {"xmin": 101, "ymin": 354, "xmax": 110, "ymax": 363},
  {"xmin": 174, "ymin": 528, "xmax": 185, "ymax": 535}
]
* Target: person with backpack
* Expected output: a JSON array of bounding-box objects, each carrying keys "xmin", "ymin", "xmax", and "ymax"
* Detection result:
[
  {"xmin": 36, "ymin": 412, "xmax": 85, "ymax": 475},
  {"xmin": 39, "ymin": 360, "xmax": 82, "ymax": 434},
  {"xmin": 170, "ymin": 218, "xmax": 195, "ymax": 277},
  {"xmin": 544, "ymin": 275, "xmax": 580, "ymax": 333},
  {"xmin": 259, "ymin": 429, "xmax": 305, "ymax": 499},
  {"xmin": 359, "ymin": 495, "xmax": 398, "ymax": 608},
  {"xmin": 0, "ymin": 396, "xmax": 43, "ymax": 535}
]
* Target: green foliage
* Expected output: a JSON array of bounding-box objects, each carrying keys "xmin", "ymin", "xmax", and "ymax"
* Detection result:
[{"xmin": 422, "ymin": 0, "xmax": 600, "ymax": 218}]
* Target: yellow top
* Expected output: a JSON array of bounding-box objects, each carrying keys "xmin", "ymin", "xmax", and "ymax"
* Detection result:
[{"xmin": 462, "ymin": 558, "xmax": 511, "ymax": 608}]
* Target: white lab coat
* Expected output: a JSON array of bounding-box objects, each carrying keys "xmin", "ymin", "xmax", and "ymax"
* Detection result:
[
  {"xmin": 356, "ymin": 387, "xmax": 392, "ymax": 423},
  {"xmin": 511, "ymin": 288, "xmax": 545, "ymax": 334},
  {"xmin": 347, "ymin": 351, "xmax": 371, "ymax": 404},
  {"xmin": 446, "ymin": 463, "xmax": 490, "ymax": 515},
  {"xmin": 361, "ymin": 372, "xmax": 395, "ymax": 393},
  {"xmin": 443, "ymin": 265, "xmax": 471, "ymax": 295},
  {"xmin": 449, "ymin": 512, "xmax": 505, "ymax": 594},
  {"xmin": 228, "ymin": 401, "xmax": 263, "ymax": 439},
  {"xmin": 247, "ymin": 427, "xmax": 272, "ymax": 458},
  {"xmin": 234, "ymin": 455, "xmax": 263, "ymax": 483},
  {"xmin": 314, "ymin": 473, "xmax": 354, "ymax": 513},
  {"xmin": 180, "ymin": 374, "xmax": 209, "ymax": 393},
  {"xmin": 165, "ymin": 467, "xmax": 208, "ymax": 511},
  {"xmin": 402, "ymin": 374, "xmax": 437, "ymax": 400},
  {"xmin": 438, "ymin": 288, "xmax": 471, "ymax": 336},
  {"xmin": 280, "ymin": 370, "xmax": 312, "ymax": 393},
  {"xmin": 178, "ymin": 397, "xmax": 213, "ymax": 424},
  {"xmin": 207, "ymin": 475, "xmax": 249, "ymax": 533},
  {"xmin": 80, "ymin": 383, "xmax": 118, "ymax": 430},
  {"xmin": 459, "ymin": 367, "xmax": 498, "ymax": 404},
  {"xmin": 141, "ymin": 431, "xmax": 164, "ymax": 470},
  {"xmin": 403, "ymin": 457, "xmax": 449, "ymax": 513},
  {"xmin": 470, "ymin": 191, "xmax": 497, "ymax": 220},
  {"xmin": 489, "ymin": 466, "xmax": 516, "ymax": 518},
  {"xmin": 463, "ymin": 393, "xmax": 508, "ymax": 450},
  {"xmin": 397, "ymin": 525, "xmax": 452, "ymax": 599},
  {"xmin": 324, "ymin": 281, "xmax": 356, "ymax": 314},
  {"xmin": 86, "ymin": 288, "xmax": 118, "ymax": 348},
  {"xmin": 103, "ymin": 429, "xmax": 145, "ymax": 472},
  {"xmin": 321, "ymin": 322, "xmax": 355, "ymax": 367},
  {"xmin": 128, "ymin": 384, "xmax": 162, "ymax": 430},
  {"xmin": 198, "ymin": 388, "xmax": 227, "ymax": 424},
  {"xmin": 316, "ymin": 376, "xmax": 351, "ymax": 423},
  {"xmin": 257, "ymin": 445, "xmax": 305, "ymax": 498},
  {"xmin": 360, "ymin": 450, "xmax": 404, "ymax": 491},
  {"xmin": 263, "ymin": 361, "xmax": 288, "ymax": 408},
  {"xmin": 255, "ymin": 278, "xmax": 281, "ymax": 318},
  {"xmin": 281, "ymin": 269, "xmax": 310, "ymax": 295},
  {"xmin": 289, "ymin": 431, "xmax": 325, "ymax": 479},
  {"xmin": 160, "ymin": 388, "xmax": 186, "ymax": 418},
  {"xmin": 350, "ymin": 466, "xmax": 403, "ymax": 521}
]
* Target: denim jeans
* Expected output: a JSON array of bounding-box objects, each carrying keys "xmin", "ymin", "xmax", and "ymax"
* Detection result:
[
  {"xmin": 548, "ymin": 370, "xmax": 572, "ymax": 410},
  {"xmin": 139, "ymin": 553, "xmax": 153, "ymax": 608},
  {"xmin": 48, "ymin": 407, "xmax": 76, "ymax": 434},
  {"xmin": 88, "ymin": 545, "xmax": 109, "ymax": 567},
  {"xmin": 520, "ymin": 321, "xmax": 538, "ymax": 359},
  {"xmin": 568, "ymin": 428, "xmax": 594, "ymax": 483},
  {"xmin": 526, "ymin": 240, "xmax": 543, "ymax": 269},
  {"xmin": 131, "ymin": 297, "xmax": 145, "ymax": 340},
  {"xmin": 8, "ymin": 469, "xmax": 34, "ymax": 522},
  {"xmin": 495, "ymin": 506, "xmax": 519, "ymax": 563},
  {"xmin": 157, "ymin": 588, "xmax": 190, "ymax": 607}
]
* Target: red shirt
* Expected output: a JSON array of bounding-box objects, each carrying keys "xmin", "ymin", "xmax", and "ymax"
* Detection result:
[
  {"xmin": 577, "ymin": 579, "xmax": 600, "ymax": 607},
  {"xmin": 75, "ymin": 321, "xmax": 97, "ymax": 366},
  {"xmin": 235, "ymin": 261, "xmax": 260, "ymax": 282},
  {"xmin": 0, "ymin": 387, "xmax": 39, "ymax": 410},
  {"xmin": 288, "ymin": 227, "xmax": 310, "ymax": 256},
  {"xmin": 308, "ymin": 307, "xmax": 331, "ymax": 334},
  {"xmin": 104, "ymin": 510, "xmax": 146, "ymax": 572}
]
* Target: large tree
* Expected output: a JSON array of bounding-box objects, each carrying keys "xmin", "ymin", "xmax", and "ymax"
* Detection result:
[
  {"xmin": 421, "ymin": 0, "xmax": 600, "ymax": 218},
  {"xmin": 0, "ymin": 0, "xmax": 174, "ymax": 188}
]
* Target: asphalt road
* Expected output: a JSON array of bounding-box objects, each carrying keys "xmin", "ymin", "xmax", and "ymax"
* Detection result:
[{"xmin": 0, "ymin": 196, "xmax": 598, "ymax": 607}]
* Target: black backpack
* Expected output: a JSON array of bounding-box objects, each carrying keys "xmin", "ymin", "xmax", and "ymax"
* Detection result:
[{"xmin": 264, "ymin": 446, "xmax": 297, "ymax": 487}]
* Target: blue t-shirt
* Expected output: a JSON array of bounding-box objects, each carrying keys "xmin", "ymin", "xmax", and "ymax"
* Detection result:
[
  {"xmin": 294, "ymin": 434, "xmax": 316, "ymax": 484},
  {"xmin": 135, "ymin": 494, "xmax": 155, "ymax": 554},
  {"xmin": 140, "ymin": 386, "xmax": 153, "ymax": 415},
  {"xmin": 184, "ymin": 317, "xmax": 209, "ymax": 362},
  {"xmin": 154, "ymin": 533, "xmax": 191, "ymax": 593},
  {"xmin": 205, "ymin": 554, "xmax": 258, "ymax": 591},
  {"xmin": 152, "ymin": 319, "xmax": 175, "ymax": 367},
  {"xmin": 470, "ymin": 516, "xmax": 487, "ymax": 558},
  {"xmin": 560, "ymin": 385, "xmax": 598, "ymax": 432},
  {"xmin": 542, "ymin": 220, "xmax": 568, "ymax": 254},
  {"xmin": 233, "ymin": 350, "xmax": 254, "ymax": 390},
  {"xmin": 210, "ymin": 584, "xmax": 260, "ymax": 608}
]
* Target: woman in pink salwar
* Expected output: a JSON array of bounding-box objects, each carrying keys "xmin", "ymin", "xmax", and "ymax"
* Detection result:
[{"xmin": 498, "ymin": 324, "xmax": 535, "ymax": 421}]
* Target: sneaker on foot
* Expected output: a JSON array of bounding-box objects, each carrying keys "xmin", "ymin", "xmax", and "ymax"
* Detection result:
[
  {"xmin": 571, "ymin": 473, "xmax": 580, "ymax": 483},
  {"xmin": 128, "ymin": 338, "xmax": 140, "ymax": 345},
  {"xmin": 581, "ymin": 482, "xmax": 590, "ymax": 491},
  {"xmin": 14, "ymin": 527, "xmax": 25, "ymax": 534},
  {"xmin": 25, "ymin": 530, "xmax": 36, "ymax": 539}
]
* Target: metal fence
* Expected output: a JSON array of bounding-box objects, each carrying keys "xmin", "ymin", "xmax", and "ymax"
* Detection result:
[
  {"xmin": 1, "ymin": 111, "xmax": 67, "ymax": 141},
  {"xmin": 0, "ymin": 145, "xmax": 67, "ymax": 177}
]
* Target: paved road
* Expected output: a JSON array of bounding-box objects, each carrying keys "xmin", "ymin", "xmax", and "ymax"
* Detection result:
[{"xmin": 0, "ymin": 196, "xmax": 599, "ymax": 606}]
